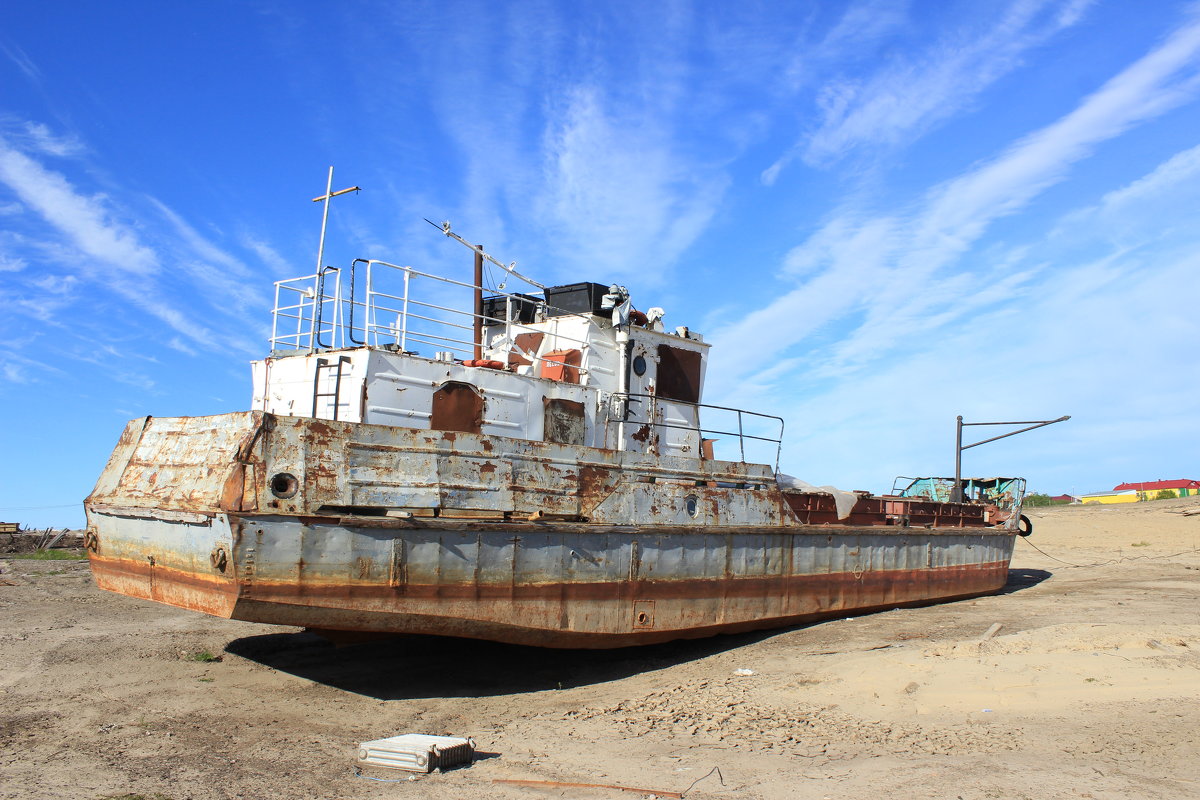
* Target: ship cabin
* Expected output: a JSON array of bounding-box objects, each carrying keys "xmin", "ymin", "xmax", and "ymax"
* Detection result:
[{"xmin": 253, "ymin": 256, "xmax": 783, "ymax": 468}]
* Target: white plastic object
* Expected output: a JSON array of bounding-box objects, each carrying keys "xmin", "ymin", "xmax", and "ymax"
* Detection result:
[{"xmin": 356, "ymin": 733, "xmax": 476, "ymax": 773}]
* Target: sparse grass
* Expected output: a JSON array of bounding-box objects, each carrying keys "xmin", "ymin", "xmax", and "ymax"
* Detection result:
[
  {"xmin": 1131, "ymin": 541, "xmax": 1151, "ymax": 547},
  {"xmin": 8, "ymin": 549, "xmax": 83, "ymax": 560},
  {"xmin": 184, "ymin": 650, "xmax": 222, "ymax": 663}
]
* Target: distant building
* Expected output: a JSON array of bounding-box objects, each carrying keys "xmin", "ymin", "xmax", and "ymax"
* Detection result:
[
  {"xmin": 1079, "ymin": 490, "xmax": 1139, "ymax": 505},
  {"xmin": 1113, "ymin": 479, "xmax": 1199, "ymax": 499},
  {"xmin": 1079, "ymin": 479, "xmax": 1199, "ymax": 504},
  {"xmin": 1050, "ymin": 494, "xmax": 1078, "ymax": 504}
]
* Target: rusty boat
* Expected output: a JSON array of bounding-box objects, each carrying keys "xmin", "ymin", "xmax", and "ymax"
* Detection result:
[{"xmin": 84, "ymin": 223, "xmax": 1029, "ymax": 647}]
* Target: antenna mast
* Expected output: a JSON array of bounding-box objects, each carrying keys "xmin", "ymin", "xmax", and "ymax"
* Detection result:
[
  {"xmin": 424, "ymin": 218, "xmax": 545, "ymax": 290},
  {"xmin": 313, "ymin": 166, "xmax": 361, "ymax": 271}
]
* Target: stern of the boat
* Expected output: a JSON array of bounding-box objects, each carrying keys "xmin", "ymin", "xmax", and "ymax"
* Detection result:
[{"xmin": 83, "ymin": 413, "xmax": 265, "ymax": 619}]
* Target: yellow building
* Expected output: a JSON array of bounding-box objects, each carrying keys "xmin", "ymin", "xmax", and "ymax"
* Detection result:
[{"xmin": 1079, "ymin": 490, "xmax": 1139, "ymax": 504}]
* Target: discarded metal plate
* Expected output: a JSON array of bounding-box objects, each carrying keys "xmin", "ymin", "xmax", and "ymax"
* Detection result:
[{"xmin": 356, "ymin": 734, "xmax": 476, "ymax": 773}]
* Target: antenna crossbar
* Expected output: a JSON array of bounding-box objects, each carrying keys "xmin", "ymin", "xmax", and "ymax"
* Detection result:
[{"xmin": 424, "ymin": 218, "xmax": 545, "ymax": 290}]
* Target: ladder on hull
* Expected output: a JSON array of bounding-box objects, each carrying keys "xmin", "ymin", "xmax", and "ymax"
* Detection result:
[{"xmin": 312, "ymin": 355, "xmax": 351, "ymax": 420}]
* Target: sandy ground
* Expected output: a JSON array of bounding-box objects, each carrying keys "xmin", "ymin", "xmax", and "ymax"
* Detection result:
[{"xmin": 2, "ymin": 500, "xmax": 1198, "ymax": 800}]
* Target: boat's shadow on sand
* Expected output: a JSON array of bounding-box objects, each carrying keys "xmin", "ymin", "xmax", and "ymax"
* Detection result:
[
  {"xmin": 225, "ymin": 568, "xmax": 1053, "ymax": 700},
  {"xmin": 225, "ymin": 628, "xmax": 777, "ymax": 699}
]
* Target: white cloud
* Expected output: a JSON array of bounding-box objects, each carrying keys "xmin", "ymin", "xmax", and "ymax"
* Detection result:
[
  {"xmin": 716, "ymin": 10, "xmax": 1200, "ymax": 394},
  {"xmin": 0, "ymin": 43, "xmax": 41, "ymax": 84},
  {"xmin": 241, "ymin": 235, "xmax": 294, "ymax": 276},
  {"xmin": 3, "ymin": 363, "xmax": 29, "ymax": 384},
  {"xmin": 0, "ymin": 138, "xmax": 157, "ymax": 274},
  {"xmin": 166, "ymin": 337, "xmax": 198, "ymax": 356},
  {"xmin": 0, "ymin": 128, "xmax": 268, "ymax": 357},
  {"xmin": 0, "ymin": 253, "xmax": 26, "ymax": 272},
  {"xmin": 21, "ymin": 122, "xmax": 84, "ymax": 158},
  {"xmin": 764, "ymin": 0, "xmax": 1096, "ymax": 180},
  {"xmin": 538, "ymin": 86, "xmax": 728, "ymax": 280}
]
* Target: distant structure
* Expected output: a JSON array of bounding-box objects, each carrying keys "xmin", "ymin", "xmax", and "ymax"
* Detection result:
[
  {"xmin": 1078, "ymin": 490, "xmax": 1138, "ymax": 505},
  {"xmin": 1050, "ymin": 494, "xmax": 1078, "ymax": 504},
  {"xmin": 1114, "ymin": 479, "xmax": 1199, "ymax": 499},
  {"xmin": 1080, "ymin": 479, "xmax": 1199, "ymax": 504}
]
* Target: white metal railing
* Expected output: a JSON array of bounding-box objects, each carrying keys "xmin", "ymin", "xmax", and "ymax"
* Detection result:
[
  {"xmin": 606, "ymin": 392, "xmax": 785, "ymax": 469},
  {"xmin": 269, "ymin": 260, "xmax": 593, "ymax": 363},
  {"xmin": 270, "ymin": 269, "xmax": 343, "ymax": 351}
]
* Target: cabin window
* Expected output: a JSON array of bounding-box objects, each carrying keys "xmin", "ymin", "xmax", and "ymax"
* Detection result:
[
  {"xmin": 543, "ymin": 397, "xmax": 586, "ymax": 445},
  {"xmin": 656, "ymin": 345, "xmax": 702, "ymax": 403},
  {"xmin": 431, "ymin": 381, "xmax": 484, "ymax": 433},
  {"xmin": 632, "ymin": 354, "xmax": 647, "ymax": 376}
]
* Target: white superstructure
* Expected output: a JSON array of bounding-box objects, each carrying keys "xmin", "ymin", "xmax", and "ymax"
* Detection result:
[{"xmin": 251, "ymin": 255, "xmax": 778, "ymax": 464}]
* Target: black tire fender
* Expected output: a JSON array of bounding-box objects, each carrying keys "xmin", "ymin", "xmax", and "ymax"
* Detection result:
[{"xmin": 1018, "ymin": 514, "xmax": 1033, "ymax": 537}]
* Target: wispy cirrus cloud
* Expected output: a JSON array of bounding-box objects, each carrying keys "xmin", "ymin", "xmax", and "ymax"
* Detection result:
[
  {"xmin": 537, "ymin": 85, "xmax": 728, "ymax": 280},
  {"xmin": 0, "ymin": 126, "xmax": 267, "ymax": 358},
  {"xmin": 0, "ymin": 136, "xmax": 157, "ymax": 274},
  {"xmin": 714, "ymin": 7, "xmax": 1200, "ymax": 399},
  {"xmin": 764, "ymin": 0, "xmax": 1095, "ymax": 182},
  {"xmin": 0, "ymin": 41, "xmax": 41, "ymax": 84}
]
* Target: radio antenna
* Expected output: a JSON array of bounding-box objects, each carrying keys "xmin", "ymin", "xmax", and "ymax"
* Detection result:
[{"xmin": 424, "ymin": 218, "xmax": 544, "ymax": 290}]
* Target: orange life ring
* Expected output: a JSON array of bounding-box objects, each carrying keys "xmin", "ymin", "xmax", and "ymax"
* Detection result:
[{"xmin": 462, "ymin": 359, "xmax": 505, "ymax": 370}]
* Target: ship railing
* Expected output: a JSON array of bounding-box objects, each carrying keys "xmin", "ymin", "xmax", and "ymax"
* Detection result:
[
  {"xmin": 607, "ymin": 392, "xmax": 784, "ymax": 470},
  {"xmin": 269, "ymin": 269, "xmax": 344, "ymax": 352},
  {"xmin": 269, "ymin": 260, "xmax": 594, "ymax": 365},
  {"xmin": 361, "ymin": 260, "xmax": 592, "ymax": 359}
]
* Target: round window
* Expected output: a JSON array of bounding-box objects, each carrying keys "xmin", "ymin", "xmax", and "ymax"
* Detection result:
[
  {"xmin": 685, "ymin": 494, "xmax": 699, "ymax": 517},
  {"xmin": 632, "ymin": 355, "xmax": 647, "ymax": 376}
]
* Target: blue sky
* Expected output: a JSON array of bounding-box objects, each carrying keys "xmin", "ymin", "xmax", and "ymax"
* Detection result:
[{"xmin": 2, "ymin": 0, "xmax": 1198, "ymax": 528}]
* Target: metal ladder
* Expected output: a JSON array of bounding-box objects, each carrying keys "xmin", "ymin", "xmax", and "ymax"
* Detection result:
[{"xmin": 312, "ymin": 355, "xmax": 351, "ymax": 419}]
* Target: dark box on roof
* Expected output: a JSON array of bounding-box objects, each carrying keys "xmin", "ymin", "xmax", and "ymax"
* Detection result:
[
  {"xmin": 483, "ymin": 293, "xmax": 540, "ymax": 325},
  {"xmin": 544, "ymin": 282, "xmax": 612, "ymax": 318}
]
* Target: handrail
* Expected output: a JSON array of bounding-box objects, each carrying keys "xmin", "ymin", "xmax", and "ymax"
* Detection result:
[
  {"xmin": 270, "ymin": 258, "xmax": 611, "ymax": 358},
  {"xmin": 606, "ymin": 392, "xmax": 784, "ymax": 470}
]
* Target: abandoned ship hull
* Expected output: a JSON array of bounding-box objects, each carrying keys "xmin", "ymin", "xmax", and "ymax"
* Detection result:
[
  {"xmin": 85, "ymin": 507, "xmax": 1014, "ymax": 647},
  {"xmin": 84, "ymin": 412, "xmax": 1019, "ymax": 647}
]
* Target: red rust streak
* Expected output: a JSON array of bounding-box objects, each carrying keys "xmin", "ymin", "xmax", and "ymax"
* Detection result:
[
  {"xmin": 242, "ymin": 561, "xmax": 1008, "ymax": 604},
  {"xmin": 88, "ymin": 554, "xmax": 238, "ymax": 618}
]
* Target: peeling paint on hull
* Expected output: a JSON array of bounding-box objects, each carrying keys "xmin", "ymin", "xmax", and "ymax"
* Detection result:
[
  {"xmin": 86, "ymin": 506, "xmax": 1013, "ymax": 647},
  {"xmin": 84, "ymin": 412, "xmax": 1021, "ymax": 647}
]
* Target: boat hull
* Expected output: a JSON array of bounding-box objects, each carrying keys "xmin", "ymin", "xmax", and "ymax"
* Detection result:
[{"xmin": 87, "ymin": 511, "xmax": 1014, "ymax": 647}]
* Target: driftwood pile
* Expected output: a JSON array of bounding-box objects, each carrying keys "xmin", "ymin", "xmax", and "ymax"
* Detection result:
[{"xmin": 0, "ymin": 528, "xmax": 85, "ymax": 554}]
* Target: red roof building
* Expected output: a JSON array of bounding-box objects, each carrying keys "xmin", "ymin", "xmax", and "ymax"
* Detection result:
[{"xmin": 1113, "ymin": 479, "xmax": 1199, "ymax": 495}]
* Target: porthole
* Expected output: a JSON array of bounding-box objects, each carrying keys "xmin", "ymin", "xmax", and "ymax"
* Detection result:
[
  {"xmin": 632, "ymin": 355, "xmax": 647, "ymax": 376},
  {"xmin": 685, "ymin": 494, "xmax": 699, "ymax": 517},
  {"xmin": 270, "ymin": 472, "xmax": 299, "ymax": 499}
]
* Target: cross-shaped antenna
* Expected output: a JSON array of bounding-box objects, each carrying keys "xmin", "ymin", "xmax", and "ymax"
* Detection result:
[{"xmin": 312, "ymin": 166, "xmax": 360, "ymax": 272}]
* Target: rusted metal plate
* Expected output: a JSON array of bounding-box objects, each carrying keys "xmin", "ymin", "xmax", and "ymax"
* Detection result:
[
  {"xmin": 85, "ymin": 511, "xmax": 238, "ymax": 618},
  {"xmin": 656, "ymin": 344, "xmax": 703, "ymax": 403},
  {"xmin": 86, "ymin": 413, "xmax": 264, "ymax": 514},
  {"xmin": 85, "ymin": 410, "xmax": 1021, "ymax": 647},
  {"xmin": 543, "ymin": 397, "xmax": 586, "ymax": 445},
  {"xmin": 430, "ymin": 382, "xmax": 484, "ymax": 433},
  {"xmin": 226, "ymin": 513, "xmax": 1013, "ymax": 645}
]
